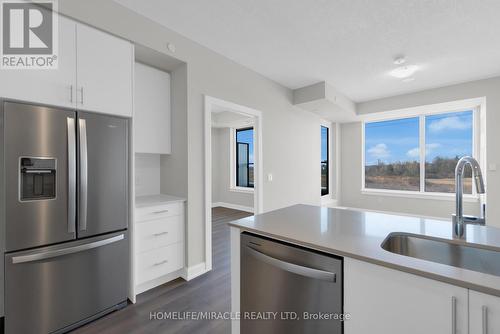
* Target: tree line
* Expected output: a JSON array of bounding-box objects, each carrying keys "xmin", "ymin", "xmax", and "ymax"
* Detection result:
[{"xmin": 366, "ymin": 156, "xmax": 471, "ymax": 179}]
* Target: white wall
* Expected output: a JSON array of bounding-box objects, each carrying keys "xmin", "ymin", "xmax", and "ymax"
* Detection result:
[
  {"xmin": 59, "ymin": 1, "xmax": 324, "ymax": 267},
  {"xmin": 211, "ymin": 127, "xmax": 254, "ymax": 209},
  {"xmin": 341, "ymin": 77, "xmax": 500, "ymax": 225},
  {"xmin": 135, "ymin": 153, "xmax": 161, "ymax": 196}
]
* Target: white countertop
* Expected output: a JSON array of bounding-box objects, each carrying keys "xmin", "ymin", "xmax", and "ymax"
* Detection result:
[
  {"xmin": 135, "ymin": 194, "xmax": 186, "ymax": 208},
  {"xmin": 229, "ymin": 204, "xmax": 500, "ymax": 296}
]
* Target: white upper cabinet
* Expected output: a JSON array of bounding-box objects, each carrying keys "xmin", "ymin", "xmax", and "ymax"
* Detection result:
[
  {"xmin": 470, "ymin": 290, "xmax": 500, "ymax": 334},
  {"xmin": 76, "ymin": 24, "xmax": 133, "ymax": 117},
  {"xmin": 0, "ymin": 15, "xmax": 133, "ymax": 117},
  {"xmin": 344, "ymin": 257, "xmax": 468, "ymax": 334},
  {"xmin": 0, "ymin": 15, "xmax": 77, "ymax": 108},
  {"xmin": 134, "ymin": 62, "xmax": 171, "ymax": 154}
]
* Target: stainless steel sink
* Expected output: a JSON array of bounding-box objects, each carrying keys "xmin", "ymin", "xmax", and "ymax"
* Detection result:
[{"xmin": 381, "ymin": 233, "xmax": 500, "ymax": 276}]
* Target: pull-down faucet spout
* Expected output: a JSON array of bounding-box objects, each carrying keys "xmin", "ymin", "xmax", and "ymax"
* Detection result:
[{"xmin": 452, "ymin": 156, "xmax": 485, "ymax": 238}]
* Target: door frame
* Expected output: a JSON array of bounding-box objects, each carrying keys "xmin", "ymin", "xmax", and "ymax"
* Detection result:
[{"xmin": 204, "ymin": 95, "xmax": 263, "ymax": 271}]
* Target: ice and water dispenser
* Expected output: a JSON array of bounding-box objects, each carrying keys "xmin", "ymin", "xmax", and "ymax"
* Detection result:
[{"xmin": 19, "ymin": 157, "xmax": 56, "ymax": 201}]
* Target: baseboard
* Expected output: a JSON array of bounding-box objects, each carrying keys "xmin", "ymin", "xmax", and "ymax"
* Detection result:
[
  {"xmin": 321, "ymin": 198, "xmax": 338, "ymax": 207},
  {"xmin": 181, "ymin": 262, "xmax": 209, "ymax": 281},
  {"xmin": 212, "ymin": 202, "xmax": 254, "ymax": 213},
  {"xmin": 135, "ymin": 268, "xmax": 184, "ymax": 295}
]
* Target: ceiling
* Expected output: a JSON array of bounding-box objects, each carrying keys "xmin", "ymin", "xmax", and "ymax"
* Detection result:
[{"xmin": 115, "ymin": 0, "xmax": 500, "ymax": 102}]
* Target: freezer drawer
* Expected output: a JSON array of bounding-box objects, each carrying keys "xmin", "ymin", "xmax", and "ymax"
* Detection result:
[
  {"xmin": 5, "ymin": 231, "xmax": 128, "ymax": 334},
  {"xmin": 241, "ymin": 232, "xmax": 343, "ymax": 334}
]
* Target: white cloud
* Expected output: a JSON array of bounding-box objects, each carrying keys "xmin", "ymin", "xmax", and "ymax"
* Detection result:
[
  {"xmin": 428, "ymin": 116, "xmax": 470, "ymax": 133},
  {"xmin": 406, "ymin": 143, "xmax": 441, "ymax": 158},
  {"xmin": 406, "ymin": 147, "xmax": 419, "ymax": 158},
  {"xmin": 426, "ymin": 143, "xmax": 441, "ymax": 155},
  {"xmin": 368, "ymin": 143, "xmax": 390, "ymax": 159}
]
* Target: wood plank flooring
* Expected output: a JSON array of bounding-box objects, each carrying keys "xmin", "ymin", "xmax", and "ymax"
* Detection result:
[{"xmin": 73, "ymin": 207, "xmax": 252, "ymax": 334}]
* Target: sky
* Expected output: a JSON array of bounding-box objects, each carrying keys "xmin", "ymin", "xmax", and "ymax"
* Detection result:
[
  {"xmin": 321, "ymin": 126, "xmax": 328, "ymax": 161},
  {"xmin": 236, "ymin": 128, "xmax": 254, "ymax": 163},
  {"xmin": 365, "ymin": 111, "xmax": 473, "ymax": 166}
]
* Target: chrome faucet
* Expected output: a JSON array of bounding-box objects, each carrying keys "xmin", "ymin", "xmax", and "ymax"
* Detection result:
[{"xmin": 452, "ymin": 156, "xmax": 486, "ymax": 238}]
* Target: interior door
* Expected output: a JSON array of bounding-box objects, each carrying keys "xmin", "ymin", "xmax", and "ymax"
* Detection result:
[
  {"xmin": 4, "ymin": 102, "xmax": 76, "ymax": 251},
  {"xmin": 77, "ymin": 112, "xmax": 128, "ymax": 238},
  {"xmin": 76, "ymin": 23, "xmax": 133, "ymax": 117}
]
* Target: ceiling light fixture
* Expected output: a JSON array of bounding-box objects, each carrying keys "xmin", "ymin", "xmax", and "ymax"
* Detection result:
[
  {"xmin": 393, "ymin": 56, "xmax": 406, "ymax": 65},
  {"xmin": 390, "ymin": 65, "xmax": 419, "ymax": 79}
]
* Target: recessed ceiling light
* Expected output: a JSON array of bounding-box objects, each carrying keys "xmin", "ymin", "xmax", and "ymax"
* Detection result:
[
  {"xmin": 393, "ymin": 56, "xmax": 406, "ymax": 65},
  {"xmin": 390, "ymin": 65, "xmax": 419, "ymax": 79}
]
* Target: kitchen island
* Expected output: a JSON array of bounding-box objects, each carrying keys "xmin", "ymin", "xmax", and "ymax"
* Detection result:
[{"xmin": 229, "ymin": 204, "xmax": 500, "ymax": 334}]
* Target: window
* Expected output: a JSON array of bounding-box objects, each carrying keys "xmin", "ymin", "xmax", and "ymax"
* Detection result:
[
  {"xmin": 235, "ymin": 127, "xmax": 254, "ymax": 188},
  {"xmin": 321, "ymin": 126, "xmax": 329, "ymax": 196},
  {"xmin": 425, "ymin": 111, "xmax": 473, "ymax": 193},
  {"xmin": 364, "ymin": 109, "xmax": 475, "ymax": 195},
  {"xmin": 365, "ymin": 118, "xmax": 420, "ymax": 191}
]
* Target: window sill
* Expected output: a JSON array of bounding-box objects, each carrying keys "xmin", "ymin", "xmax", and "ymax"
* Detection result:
[
  {"xmin": 229, "ymin": 187, "xmax": 254, "ymax": 194},
  {"xmin": 361, "ymin": 188, "xmax": 479, "ymax": 202}
]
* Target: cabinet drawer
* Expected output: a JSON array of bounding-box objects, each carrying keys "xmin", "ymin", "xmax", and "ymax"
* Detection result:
[
  {"xmin": 136, "ymin": 243, "xmax": 183, "ymax": 284},
  {"xmin": 135, "ymin": 202, "xmax": 183, "ymax": 222},
  {"xmin": 136, "ymin": 216, "xmax": 183, "ymax": 253}
]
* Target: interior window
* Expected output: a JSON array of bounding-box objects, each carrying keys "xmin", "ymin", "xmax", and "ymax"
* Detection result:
[
  {"xmin": 364, "ymin": 110, "xmax": 475, "ymax": 194},
  {"xmin": 321, "ymin": 126, "xmax": 329, "ymax": 196},
  {"xmin": 236, "ymin": 127, "xmax": 254, "ymax": 188},
  {"xmin": 424, "ymin": 111, "xmax": 473, "ymax": 193},
  {"xmin": 365, "ymin": 117, "xmax": 420, "ymax": 191}
]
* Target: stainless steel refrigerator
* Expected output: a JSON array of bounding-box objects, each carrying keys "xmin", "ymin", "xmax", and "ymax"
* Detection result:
[{"xmin": 0, "ymin": 101, "xmax": 129, "ymax": 334}]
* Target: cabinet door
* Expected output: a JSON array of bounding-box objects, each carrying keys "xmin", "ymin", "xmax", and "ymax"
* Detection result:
[
  {"xmin": 0, "ymin": 15, "xmax": 76, "ymax": 108},
  {"xmin": 76, "ymin": 24, "xmax": 133, "ymax": 117},
  {"xmin": 470, "ymin": 290, "xmax": 500, "ymax": 334},
  {"xmin": 134, "ymin": 62, "xmax": 171, "ymax": 154},
  {"xmin": 344, "ymin": 257, "xmax": 468, "ymax": 334}
]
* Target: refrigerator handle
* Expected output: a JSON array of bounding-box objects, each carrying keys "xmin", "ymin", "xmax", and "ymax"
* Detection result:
[
  {"xmin": 11, "ymin": 234, "xmax": 124, "ymax": 264},
  {"xmin": 67, "ymin": 117, "xmax": 76, "ymax": 234},
  {"xmin": 79, "ymin": 118, "xmax": 88, "ymax": 231}
]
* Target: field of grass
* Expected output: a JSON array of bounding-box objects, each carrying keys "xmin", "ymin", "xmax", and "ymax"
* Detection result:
[{"xmin": 366, "ymin": 176, "xmax": 472, "ymax": 193}]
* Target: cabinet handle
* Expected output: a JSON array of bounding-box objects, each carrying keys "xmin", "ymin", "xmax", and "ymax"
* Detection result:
[
  {"xmin": 70, "ymin": 85, "xmax": 73, "ymax": 103},
  {"xmin": 153, "ymin": 260, "xmax": 168, "ymax": 267},
  {"xmin": 482, "ymin": 305, "xmax": 488, "ymax": 334},
  {"xmin": 80, "ymin": 87, "xmax": 84, "ymax": 104},
  {"xmin": 153, "ymin": 231, "xmax": 169, "ymax": 237},
  {"xmin": 153, "ymin": 209, "xmax": 169, "ymax": 214},
  {"xmin": 451, "ymin": 296, "xmax": 457, "ymax": 334}
]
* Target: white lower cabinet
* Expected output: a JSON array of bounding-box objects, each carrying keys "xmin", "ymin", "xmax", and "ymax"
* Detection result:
[
  {"xmin": 469, "ymin": 290, "xmax": 500, "ymax": 334},
  {"xmin": 344, "ymin": 257, "xmax": 468, "ymax": 334},
  {"xmin": 134, "ymin": 202, "xmax": 185, "ymax": 294}
]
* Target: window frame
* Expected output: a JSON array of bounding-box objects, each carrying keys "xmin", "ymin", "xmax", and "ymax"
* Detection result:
[
  {"xmin": 230, "ymin": 127, "xmax": 255, "ymax": 193},
  {"xmin": 361, "ymin": 102, "xmax": 483, "ymax": 201},
  {"xmin": 321, "ymin": 125, "xmax": 330, "ymax": 197}
]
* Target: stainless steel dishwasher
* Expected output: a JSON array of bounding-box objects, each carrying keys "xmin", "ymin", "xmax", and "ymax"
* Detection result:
[{"xmin": 241, "ymin": 232, "xmax": 343, "ymax": 334}]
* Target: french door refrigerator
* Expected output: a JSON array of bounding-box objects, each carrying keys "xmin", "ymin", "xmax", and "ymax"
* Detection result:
[{"xmin": 1, "ymin": 101, "xmax": 129, "ymax": 334}]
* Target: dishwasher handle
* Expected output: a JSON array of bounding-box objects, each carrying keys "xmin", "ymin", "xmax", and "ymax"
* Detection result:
[{"xmin": 246, "ymin": 246, "xmax": 336, "ymax": 282}]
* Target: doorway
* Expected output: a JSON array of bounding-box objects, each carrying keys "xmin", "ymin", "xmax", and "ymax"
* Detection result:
[{"xmin": 204, "ymin": 96, "xmax": 263, "ymax": 270}]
